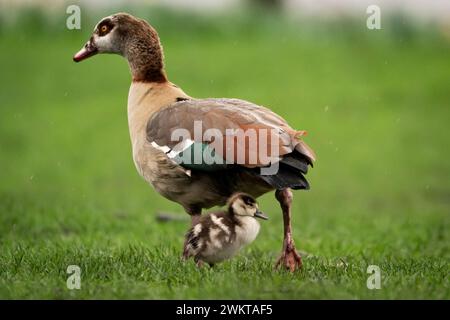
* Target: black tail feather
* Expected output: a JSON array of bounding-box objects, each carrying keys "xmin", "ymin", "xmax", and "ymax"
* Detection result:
[
  {"xmin": 257, "ymin": 168, "xmax": 310, "ymax": 190},
  {"xmin": 252, "ymin": 150, "xmax": 312, "ymax": 190},
  {"xmin": 279, "ymin": 151, "xmax": 310, "ymax": 174}
]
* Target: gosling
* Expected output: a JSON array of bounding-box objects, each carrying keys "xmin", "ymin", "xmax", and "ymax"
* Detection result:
[{"xmin": 183, "ymin": 193, "xmax": 268, "ymax": 267}]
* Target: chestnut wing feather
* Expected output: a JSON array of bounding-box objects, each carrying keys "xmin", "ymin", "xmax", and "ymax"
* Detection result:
[{"xmin": 146, "ymin": 98, "xmax": 315, "ymax": 170}]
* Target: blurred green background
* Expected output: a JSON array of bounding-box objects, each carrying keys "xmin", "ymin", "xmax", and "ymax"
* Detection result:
[{"xmin": 0, "ymin": 1, "xmax": 449, "ymax": 299}]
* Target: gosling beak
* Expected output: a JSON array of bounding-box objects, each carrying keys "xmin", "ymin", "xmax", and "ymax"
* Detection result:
[
  {"xmin": 254, "ymin": 210, "xmax": 269, "ymax": 220},
  {"xmin": 73, "ymin": 38, "xmax": 98, "ymax": 62}
]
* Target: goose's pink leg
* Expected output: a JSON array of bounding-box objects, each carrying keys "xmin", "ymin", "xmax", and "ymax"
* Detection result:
[{"xmin": 275, "ymin": 189, "xmax": 302, "ymax": 272}]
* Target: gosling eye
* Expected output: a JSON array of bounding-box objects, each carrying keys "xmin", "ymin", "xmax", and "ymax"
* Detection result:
[{"xmin": 241, "ymin": 195, "xmax": 255, "ymax": 207}]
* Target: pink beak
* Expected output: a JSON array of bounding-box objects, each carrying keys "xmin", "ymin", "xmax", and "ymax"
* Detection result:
[{"xmin": 73, "ymin": 40, "xmax": 98, "ymax": 62}]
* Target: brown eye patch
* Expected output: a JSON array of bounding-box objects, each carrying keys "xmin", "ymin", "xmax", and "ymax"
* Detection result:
[
  {"xmin": 242, "ymin": 195, "xmax": 255, "ymax": 206},
  {"xmin": 97, "ymin": 19, "xmax": 114, "ymax": 36}
]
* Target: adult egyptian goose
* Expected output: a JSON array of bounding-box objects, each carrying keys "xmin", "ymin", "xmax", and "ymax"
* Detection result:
[
  {"xmin": 183, "ymin": 193, "xmax": 268, "ymax": 267},
  {"xmin": 73, "ymin": 13, "xmax": 316, "ymax": 272}
]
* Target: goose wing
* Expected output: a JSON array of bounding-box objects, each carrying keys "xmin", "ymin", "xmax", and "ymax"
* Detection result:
[{"xmin": 146, "ymin": 98, "xmax": 316, "ymax": 172}]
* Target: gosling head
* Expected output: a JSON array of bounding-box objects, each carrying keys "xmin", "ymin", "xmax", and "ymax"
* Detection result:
[{"xmin": 228, "ymin": 193, "xmax": 268, "ymax": 220}]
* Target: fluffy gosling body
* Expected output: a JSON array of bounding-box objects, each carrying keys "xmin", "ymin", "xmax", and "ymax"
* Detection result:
[{"xmin": 183, "ymin": 193, "xmax": 268, "ymax": 267}]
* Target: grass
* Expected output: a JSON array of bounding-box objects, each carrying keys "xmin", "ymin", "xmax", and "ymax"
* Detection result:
[{"xmin": 0, "ymin": 8, "xmax": 449, "ymax": 299}]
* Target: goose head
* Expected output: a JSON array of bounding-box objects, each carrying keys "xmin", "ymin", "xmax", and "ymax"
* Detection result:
[
  {"xmin": 73, "ymin": 13, "xmax": 166, "ymax": 82},
  {"xmin": 228, "ymin": 193, "xmax": 268, "ymax": 220}
]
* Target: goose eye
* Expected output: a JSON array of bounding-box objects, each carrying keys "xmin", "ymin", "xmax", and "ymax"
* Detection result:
[{"xmin": 99, "ymin": 25, "xmax": 109, "ymax": 35}]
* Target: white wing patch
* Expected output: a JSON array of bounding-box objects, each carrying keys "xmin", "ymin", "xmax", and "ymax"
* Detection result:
[
  {"xmin": 151, "ymin": 141, "xmax": 171, "ymax": 153},
  {"xmin": 150, "ymin": 139, "xmax": 194, "ymax": 177},
  {"xmin": 150, "ymin": 139, "xmax": 195, "ymax": 159},
  {"xmin": 167, "ymin": 138, "xmax": 194, "ymax": 159}
]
